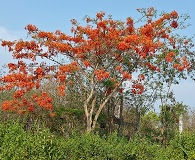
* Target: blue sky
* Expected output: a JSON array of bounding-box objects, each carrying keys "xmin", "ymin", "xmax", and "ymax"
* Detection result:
[{"xmin": 0, "ymin": 0, "xmax": 195, "ymax": 110}]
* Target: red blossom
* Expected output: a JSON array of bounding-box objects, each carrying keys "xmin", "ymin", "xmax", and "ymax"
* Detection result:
[
  {"xmin": 170, "ymin": 10, "xmax": 178, "ymax": 19},
  {"xmin": 83, "ymin": 60, "xmax": 91, "ymax": 68},
  {"xmin": 170, "ymin": 21, "xmax": 178, "ymax": 29},
  {"xmin": 122, "ymin": 71, "xmax": 132, "ymax": 80},
  {"xmin": 117, "ymin": 42, "xmax": 128, "ymax": 50},
  {"xmin": 25, "ymin": 24, "xmax": 38, "ymax": 33}
]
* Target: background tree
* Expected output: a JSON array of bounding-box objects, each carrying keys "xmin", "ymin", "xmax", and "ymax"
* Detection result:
[
  {"xmin": 140, "ymin": 111, "xmax": 160, "ymax": 141},
  {"xmin": 159, "ymin": 102, "xmax": 188, "ymax": 145}
]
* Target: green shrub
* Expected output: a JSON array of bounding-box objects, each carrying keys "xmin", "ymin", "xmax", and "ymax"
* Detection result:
[
  {"xmin": 170, "ymin": 133, "xmax": 195, "ymax": 160},
  {"xmin": 0, "ymin": 121, "xmax": 29, "ymax": 159},
  {"xmin": 0, "ymin": 121, "xmax": 64, "ymax": 159},
  {"xmin": 1, "ymin": 120, "xmax": 195, "ymax": 159}
]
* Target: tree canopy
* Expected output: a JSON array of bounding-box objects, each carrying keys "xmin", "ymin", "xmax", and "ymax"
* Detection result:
[{"xmin": 0, "ymin": 7, "xmax": 194, "ymax": 132}]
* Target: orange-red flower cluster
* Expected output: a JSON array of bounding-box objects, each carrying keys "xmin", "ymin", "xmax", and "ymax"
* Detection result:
[
  {"xmin": 13, "ymin": 90, "xmax": 25, "ymax": 99},
  {"xmin": 57, "ymin": 74, "xmax": 66, "ymax": 83},
  {"xmin": 132, "ymin": 83, "xmax": 144, "ymax": 94},
  {"xmin": 8, "ymin": 63, "xmax": 18, "ymax": 70},
  {"xmin": 1, "ymin": 101, "xmax": 12, "ymax": 111},
  {"xmin": 96, "ymin": 11, "xmax": 106, "ymax": 21},
  {"xmin": 59, "ymin": 61, "xmax": 78, "ymax": 73},
  {"xmin": 165, "ymin": 52, "xmax": 175, "ymax": 62},
  {"xmin": 124, "ymin": 34, "xmax": 138, "ymax": 44},
  {"xmin": 146, "ymin": 63, "xmax": 160, "ymax": 72},
  {"xmin": 57, "ymin": 85, "xmax": 66, "ymax": 96},
  {"xmin": 34, "ymin": 92, "xmax": 53, "ymax": 110},
  {"xmin": 170, "ymin": 21, "xmax": 178, "ymax": 29},
  {"xmin": 1, "ymin": 98, "xmax": 35, "ymax": 114},
  {"xmin": 126, "ymin": 17, "xmax": 134, "ymax": 26},
  {"xmin": 27, "ymin": 103, "xmax": 35, "ymax": 112},
  {"xmin": 115, "ymin": 65, "xmax": 122, "ymax": 71},
  {"xmin": 83, "ymin": 60, "xmax": 91, "ymax": 68},
  {"xmin": 170, "ymin": 10, "xmax": 178, "ymax": 19},
  {"xmin": 2, "ymin": 73, "xmax": 37, "ymax": 92},
  {"xmin": 117, "ymin": 42, "xmax": 128, "ymax": 50},
  {"xmin": 25, "ymin": 24, "xmax": 38, "ymax": 33},
  {"xmin": 122, "ymin": 71, "xmax": 132, "ymax": 80},
  {"xmin": 35, "ymin": 67, "xmax": 45, "ymax": 77},
  {"xmin": 95, "ymin": 69, "xmax": 110, "ymax": 81},
  {"xmin": 173, "ymin": 57, "xmax": 190, "ymax": 71},
  {"xmin": 59, "ymin": 65, "xmax": 71, "ymax": 73},
  {"xmin": 37, "ymin": 31, "xmax": 54, "ymax": 39}
]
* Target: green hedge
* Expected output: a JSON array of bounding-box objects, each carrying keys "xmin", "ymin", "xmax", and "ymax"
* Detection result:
[{"xmin": 0, "ymin": 121, "xmax": 194, "ymax": 159}]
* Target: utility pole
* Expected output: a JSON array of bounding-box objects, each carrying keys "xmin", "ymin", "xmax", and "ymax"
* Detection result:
[{"xmin": 179, "ymin": 114, "xmax": 183, "ymax": 134}]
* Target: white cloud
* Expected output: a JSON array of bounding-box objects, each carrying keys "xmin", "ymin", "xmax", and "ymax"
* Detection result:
[
  {"xmin": 0, "ymin": 26, "xmax": 18, "ymax": 41},
  {"xmin": 0, "ymin": 26, "xmax": 25, "ymax": 67}
]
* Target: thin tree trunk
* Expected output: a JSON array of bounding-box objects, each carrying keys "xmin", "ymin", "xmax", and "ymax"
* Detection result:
[
  {"xmin": 92, "ymin": 81, "xmax": 123, "ymax": 130},
  {"xmin": 85, "ymin": 96, "xmax": 97, "ymax": 132},
  {"xmin": 84, "ymin": 77, "xmax": 95, "ymax": 132},
  {"xmin": 135, "ymin": 105, "xmax": 140, "ymax": 135},
  {"xmin": 118, "ymin": 94, "xmax": 124, "ymax": 136},
  {"xmin": 108, "ymin": 98, "xmax": 115, "ymax": 134}
]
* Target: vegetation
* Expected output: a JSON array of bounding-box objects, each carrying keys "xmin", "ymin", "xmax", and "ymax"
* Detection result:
[
  {"xmin": 0, "ymin": 120, "xmax": 195, "ymax": 160},
  {"xmin": 0, "ymin": 7, "xmax": 195, "ymax": 159}
]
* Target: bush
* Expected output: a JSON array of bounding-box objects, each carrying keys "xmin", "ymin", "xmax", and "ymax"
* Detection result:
[
  {"xmin": 0, "ymin": 121, "xmax": 63, "ymax": 159},
  {"xmin": 59, "ymin": 132, "xmax": 135, "ymax": 159},
  {"xmin": 0, "ymin": 120, "xmax": 29, "ymax": 159},
  {"xmin": 170, "ymin": 133, "xmax": 195, "ymax": 160},
  {"xmin": 1, "ymin": 120, "xmax": 195, "ymax": 159}
]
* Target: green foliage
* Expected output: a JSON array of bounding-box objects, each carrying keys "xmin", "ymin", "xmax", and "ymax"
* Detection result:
[
  {"xmin": 1, "ymin": 120, "xmax": 195, "ymax": 159},
  {"xmin": 102, "ymin": 79, "xmax": 116, "ymax": 88},
  {"xmin": 0, "ymin": 121, "xmax": 28, "ymax": 159},
  {"xmin": 140, "ymin": 111, "xmax": 160, "ymax": 140},
  {"xmin": 56, "ymin": 107, "xmax": 84, "ymax": 118},
  {"xmin": 170, "ymin": 133, "xmax": 195, "ymax": 160},
  {"xmin": 57, "ymin": 132, "xmax": 135, "ymax": 160},
  {"xmin": 159, "ymin": 103, "xmax": 188, "ymax": 145},
  {"xmin": 0, "ymin": 121, "xmax": 63, "ymax": 159}
]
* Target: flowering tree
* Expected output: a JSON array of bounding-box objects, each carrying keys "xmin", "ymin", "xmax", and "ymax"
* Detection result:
[{"xmin": 0, "ymin": 8, "xmax": 194, "ymax": 132}]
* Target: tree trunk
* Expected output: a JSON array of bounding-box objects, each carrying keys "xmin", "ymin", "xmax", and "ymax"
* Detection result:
[
  {"xmin": 85, "ymin": 96, "xmax": 96, "ymax": 133},
  {"xmin": 134, "ymin": 105, "xmax": 140, "ymax": 136},
  {"xmin": 86, "ymin": 81, "xmax": 123, "ymax": 132},
  {"xmin": 108, "ymin": 98, "xmax": 115, "ymax": 134},
  {"xmin": 118, "ymin": 94, "xmax": 124, "ymax": 136},
  {"xmin": 86, "ymin": 114, "xmax": 93, "ymax": 132}
]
